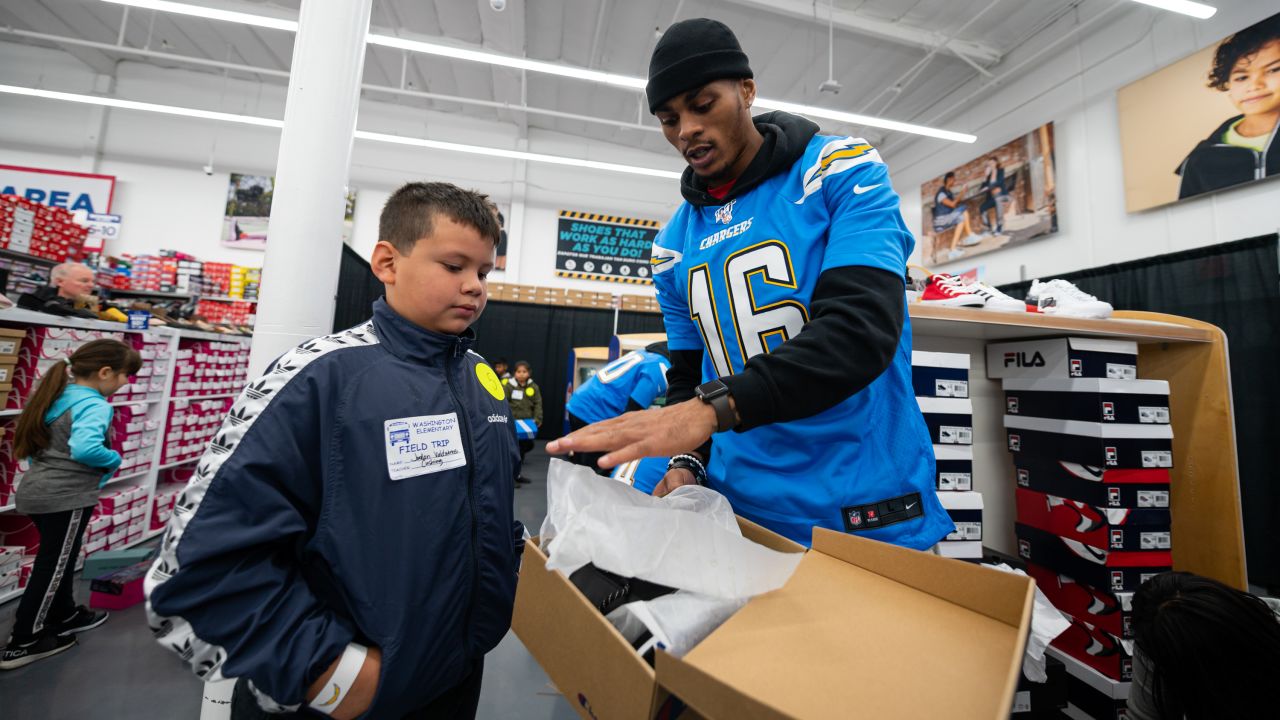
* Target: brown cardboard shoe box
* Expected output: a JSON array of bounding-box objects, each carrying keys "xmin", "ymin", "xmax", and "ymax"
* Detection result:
[{"xmin": 514, "ymin": 518, "xmax": 1035, "ymax": 720}]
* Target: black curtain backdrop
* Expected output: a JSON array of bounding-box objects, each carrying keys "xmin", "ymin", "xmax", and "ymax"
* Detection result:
[
  {"xmin": 999, "ymin": 234, "xmax": 1280, "ymax": 589},
  {"xmin": 333, "ymin": 246, "xmax": 665, "ymax": 438}
]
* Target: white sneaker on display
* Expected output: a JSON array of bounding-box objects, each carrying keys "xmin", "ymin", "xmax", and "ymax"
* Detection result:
[
  {"xmin": 947, "ymin": 248, "xmax": 965, "ymax": 261},
  {"xmin": 918, "ymin": 273, "xmax": 987, "ymax": 307},
  {"xmin": 961, "ymin": 234, "xmax": 984, "ymax": 247},
  {"xmin": 1027, "ymin": 279, "xmax": 1114, "ymax": 319},
  {"xmin": 967, "ymin": 281, "xmax": 1027, "ymax": 313}
]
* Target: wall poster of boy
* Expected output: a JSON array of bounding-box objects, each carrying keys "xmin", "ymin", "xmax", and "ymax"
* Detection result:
[
  {"xmin": 919, "ymin": 123, "xmax": 1058, "ymax": 266},
  {"xmin": 1118, "ymin": 12, "xmax": 1279, "ymax": 212},
  {"xmin": 222, "ymin": 173, "xmax": 357, "ymax": 250}
]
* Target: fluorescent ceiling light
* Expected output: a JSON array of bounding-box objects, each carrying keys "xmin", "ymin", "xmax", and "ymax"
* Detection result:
[
  {"xmin": 0, "ymin": 83, "xmax": 284, "ymax": 127},
  {"xmin": 98, "ymin": 0, "xmax": 975, "ymax": 143},
  {"xmin": 1128, "ymin": 0, "xmax": 1216, "ymax": 19},
  {"xmin": 0, "ymin": 84, "xmax": 680, "ymax": 179},
  {"xmin": 100, "ymin": 0, "xmax": 297, "ymax": 32}
]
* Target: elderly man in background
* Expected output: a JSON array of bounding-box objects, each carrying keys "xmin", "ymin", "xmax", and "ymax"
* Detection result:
[{"xmin": 17, "ymin": 262, "xmax": 100, "ymax": 318}]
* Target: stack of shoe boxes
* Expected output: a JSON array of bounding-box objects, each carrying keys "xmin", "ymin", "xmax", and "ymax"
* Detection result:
[
  {"xmin": 161, "ymin": 397, "xmax": 233, "ymax": 466},
  {"xmin": 911, "ymin": 351, "xmax": 982, "ymax": 559},
  {"xmin": 988, "ymin": 336, "xmax": 1174, "ymax": 712}
]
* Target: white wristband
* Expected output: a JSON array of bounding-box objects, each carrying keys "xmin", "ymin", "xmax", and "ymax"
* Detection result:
[{"xmin": 308, "ymin": 643, "xmax": 368, "ymax": 715}]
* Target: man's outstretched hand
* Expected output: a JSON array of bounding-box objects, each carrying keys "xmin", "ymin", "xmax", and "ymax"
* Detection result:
[{"xmin": 545, "ymin": 399, "xmax": 721, "ymax": 471}]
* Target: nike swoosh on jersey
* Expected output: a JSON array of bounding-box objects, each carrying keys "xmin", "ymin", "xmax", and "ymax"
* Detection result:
[{"xmin": 853, "ymin": 183, "xmax": 883, "ymax": 195}]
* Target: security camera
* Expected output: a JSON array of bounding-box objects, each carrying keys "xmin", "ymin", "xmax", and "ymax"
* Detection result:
[
  {"xmin": 202, "ymin": 164, "xmax": 214, "ymax": 176},
  {"xmin": 818, "ymin": 79, "xmax": 842, "ymax": 95},
  {"xmin": 489, "ymin": 0, "xmax": 506, "ymax": 11}
]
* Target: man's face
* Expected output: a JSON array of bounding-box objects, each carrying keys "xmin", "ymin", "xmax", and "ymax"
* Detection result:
[
  {"xmin": 655, "ymin": 79, "xmax": 756, "ymax": 184},
  {"xmin": 1227, "ymin": 40, "xmax": 1280, "ymax": 118},
  {"xmin": 56, "ymin": 265, "xmax": 96, "ymax": 299},
  {"xmin": 373, "ymin": 214, "xmax": 494, "ymax": 335}
]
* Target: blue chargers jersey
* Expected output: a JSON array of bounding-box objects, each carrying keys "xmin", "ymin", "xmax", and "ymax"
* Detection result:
[
  {"xmin": 610, "ymin": 456, "xmax": 669, "ymax": 496},
  {"xmin": 651, "ymin": 135, "xmax": 953, "ymax": 549},
  {"xmin": 566, "ymin": 349, "xmax": 671, "ymax": 424}
]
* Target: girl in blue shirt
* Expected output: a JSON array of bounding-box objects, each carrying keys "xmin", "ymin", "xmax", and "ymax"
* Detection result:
[{"xmin": 1, "ymin": 338, "xmax": 141, "ymax": 670}]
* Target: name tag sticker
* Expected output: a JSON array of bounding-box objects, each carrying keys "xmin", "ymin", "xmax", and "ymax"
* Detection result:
[
  {"xmin": 511, "ymin": 389, "xmax": 524, "ymax": 401},
  {"xmin": 384, "ymin": 413, "xmax": 466, "ymax": 481}
]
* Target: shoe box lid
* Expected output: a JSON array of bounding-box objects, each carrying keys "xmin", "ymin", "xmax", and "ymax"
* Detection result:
[
  {"xmin": 919, "ymin": 397, "xmax": 974, "ymax": 445},
  {"xmin": 1015, "ymin": 523, "xmax": 1170, "ymax": 593},
  {"xmin": 1025, "ymin": 562, "xmax": 1135, "ymax": 640},
  {"xmin": 986, "ymin": 337, "xmax": 1137, "ymax": 381},
  {"xmin": 1003, "ymin": 415, "xmax": 1173, "ymax": 470},
  {"xmin": 912, "ymin": 351, "xmax": 971, "ymax": 398},
  {"xmin": 1003, "ymin": 377, "xmax": 1170, "ymax": 425},
  {"xmin": 1014, "ymin": 457, "xmax": 1169, "ymax": 510},
  {"xmin": 1015, "ymin": 487, "xmax": 1170, "ymax": 552},
  {"xmin": 515, "ymin": 517, "xmax": 1035, "ymax": 720}
]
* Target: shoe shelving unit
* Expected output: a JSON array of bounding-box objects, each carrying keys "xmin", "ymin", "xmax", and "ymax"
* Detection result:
[
  {"xmin": 909, "ymin": 304, "xmax": 1247, "ymax": 589},
  {"xmin": 0, "ymin": 307, "xmax": 251, "ymax": 605}
]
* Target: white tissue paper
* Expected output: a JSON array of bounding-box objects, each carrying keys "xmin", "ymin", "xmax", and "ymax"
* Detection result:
[
  {"xmin": 986, "ymin": 562, "xmax": 1072, "ymax": 682},
  {"xmin": 540, "ymin": 460, "xmax": 802, "ymax": 656}
]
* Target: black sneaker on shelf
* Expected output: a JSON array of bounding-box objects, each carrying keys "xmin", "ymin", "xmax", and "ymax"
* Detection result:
[
  {"xmin": 0, "ymin": 634, "xmax": 77, "ymax": 670},
  {"xmin": 50, "ymin": 606, "xmax": 110, "ymax": 637}
]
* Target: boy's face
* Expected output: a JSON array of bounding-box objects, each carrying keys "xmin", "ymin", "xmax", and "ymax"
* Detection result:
[
  {"xmin": 372, "ymin": 214, "xmax": 495, "ymax": 335},
  {"xmin": 494, "ymin": 362, "xmax": 508, "ymax": 376},
  {"xmin": 514, "ymin": 366, "xmax": 530, "ymax": 383},
  {"xmin": 1227, "ymin": 40, "xmax": 1280, "ymax": 117}
]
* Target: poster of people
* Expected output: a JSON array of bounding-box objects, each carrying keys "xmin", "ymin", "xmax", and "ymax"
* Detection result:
[
  {"xmin": 222, "ymin": 173, "xmax": 356, "ymax": 250},
  {"xmin": 919, "ymin": 123, "xmax": 1058, "ymax": 266},
  {"xmin": 1118, "ymin": 13, "xmax": 1279, "ymax": 213}
]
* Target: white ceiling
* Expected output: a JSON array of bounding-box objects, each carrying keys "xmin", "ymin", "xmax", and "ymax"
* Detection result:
[{"xmin": 2, "ymin": 0, "xmax": 1090, "ymax": 155}]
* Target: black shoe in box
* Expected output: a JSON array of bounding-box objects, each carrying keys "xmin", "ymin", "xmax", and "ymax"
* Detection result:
[
  {"xmin": 933, "ymin": 444, "xmax": 973, "ymax": 491},
  {"xmin": 1014, "ymin": 457, "xmax": 1170, "ymax": 510},
  {"xmin": 917, "ymin": 397, "xmax": 973, "ymax": 446},
  {"xmin": 1013, "ymin": 654, "xmax": 1067, "ymax": 718},
  {"xmin": 911, "ymin": 350, "xmax": 970, "ymax": 398},
  {"xmin": 1003, "ymin": 377, "xmax": 1170, "ymax": 425},
  {"xmin": 1004, "ymin": 415, "xmax": 1173, "ymax": 470},
  {"xmin": 1015, "ymin": 522, "xmax": 1170, "ymax": 593},
  {"xmin": 986, "ymin": 337, "xmax": 1137, "ymax": 381},
  {"xmin": 1015, "ymin": 487, "xmax": 1171, "ymax": 552}
]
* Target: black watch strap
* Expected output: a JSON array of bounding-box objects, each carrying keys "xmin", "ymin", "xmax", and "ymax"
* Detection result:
[{"xmin": 696, "ymin": 380, "xmax": 736, "ymax": 433}]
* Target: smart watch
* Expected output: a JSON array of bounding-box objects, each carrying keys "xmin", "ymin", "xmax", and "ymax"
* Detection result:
[{"xmin": 695, "ymin": 379, "xmax": 736, "ymax": 433}]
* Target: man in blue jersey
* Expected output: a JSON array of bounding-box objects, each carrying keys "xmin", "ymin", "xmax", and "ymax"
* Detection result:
[
  {"xmin": 548, "ymin": 18, "xmax": 952, "ymax": 550},
  {"xmin": 566, "ymin": 342, "xmax": 671, "ymax": 474}
]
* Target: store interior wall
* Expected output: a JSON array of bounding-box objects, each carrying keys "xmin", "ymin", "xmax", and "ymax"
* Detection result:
[
  {"xmin": 0, "ymin": 40, "xmax": 676, "ymax": 297},
  {"xmin": 890, "ymin": 0, "xmax": 1280, "ymax": 285}
]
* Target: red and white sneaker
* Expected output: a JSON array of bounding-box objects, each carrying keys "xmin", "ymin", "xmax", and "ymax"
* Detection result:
[{"xmin": 918, "ymin": 274, "xmax": 986, "ymax": 307}]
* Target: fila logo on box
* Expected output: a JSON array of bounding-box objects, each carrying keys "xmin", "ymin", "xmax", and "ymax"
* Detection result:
[
  {"xmin": 1110, "ymin": 529, "xmax": 1124, "ymax": 549},
  {"xmin": 1018, "ymin": 539, "xmax": 1031, "ymax": 559},
  {"xmin": 1017, "ymin": 468, "xmax": 1030, "ymax": 487},
  {"xmin": 1102, "ymin": 401, "xmax": 1115, "ymax": 421},
  {"xmin": 1070, "ymin": 359, "xmax": 1083, "ymax": 376},
  {"xmin": 1105, "ymin": 447, "xmax": 1118, "ymax": 466},
  {"xmin": 1008, "ymin": 434, "xmax": 1022, "ymax": 452},
  {"xmin": 1003, "ymin": 351, "xmax": 1046, "ymax": 368},
  {"xmin": 1007, "ymin": 396, "xmax": 1020, "ymax": 413},
  {"xmin": 1111, "ymin": 571, "xmax": 1125, "ymax": 591},
  {"xmin": 1108, "ymin": 487, "xmax": 1122, "ymax": 507}
]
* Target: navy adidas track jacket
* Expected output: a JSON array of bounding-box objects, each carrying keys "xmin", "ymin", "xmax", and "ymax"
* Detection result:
[{"xmin": 145, "ymin": 299, "xmax": 522, "ymax": 716}]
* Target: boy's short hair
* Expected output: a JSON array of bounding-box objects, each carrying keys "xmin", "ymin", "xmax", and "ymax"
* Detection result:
[
  {"xmin": 379, "ymin": 182, "xmax": 501, "ymax": 255},
  {"xmin": 514, "ymin": 360, "xmax": 531, "ymax": 371},
  {"xmin": 1208, "ymin": 16, "xmax": 1280, "ymax": 91}
]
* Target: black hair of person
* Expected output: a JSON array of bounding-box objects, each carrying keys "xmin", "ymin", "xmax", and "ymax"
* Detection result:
[
  {"xmin": 378, "ymin": 182, "xmax": 501, "ymax": 255},
  {"xmin": 944, "ymin": 171, "xmax": 956, "ymax": 183},
  {"xmin": 1208, "ymin": 15, "xmax": 1280, "ymax": 91},
  {"xmin": 514, "ymin": 360, "xmax": 531, "ymax": 371},
  {"xmin": 1132, "ymin": 571, "xmax": 1280, "ymax": 719}
]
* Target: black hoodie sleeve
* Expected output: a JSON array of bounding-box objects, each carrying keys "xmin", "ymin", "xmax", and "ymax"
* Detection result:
[{"xmin": 719, "ymin": 265, "xmax": 903, "ymax": 431}]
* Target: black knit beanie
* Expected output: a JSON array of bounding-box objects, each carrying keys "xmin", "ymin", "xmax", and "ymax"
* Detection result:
[{"xmin": 646, "ymin": 18, "xmax": 753, "ymax": 113}]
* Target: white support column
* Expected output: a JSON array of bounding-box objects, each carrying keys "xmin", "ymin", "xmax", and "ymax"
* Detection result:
[{"xmin": 248, "ymin": 0, "xmax": 373, "ymax": 376}]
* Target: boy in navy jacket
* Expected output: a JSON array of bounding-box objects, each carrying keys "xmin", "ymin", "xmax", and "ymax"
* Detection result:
[{"xmin": 145, "ymin": 183, "xmax": 521, "ymax": 719}]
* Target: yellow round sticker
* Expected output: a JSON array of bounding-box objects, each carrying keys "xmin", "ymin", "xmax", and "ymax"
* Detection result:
[
  {"xmin": 477, "ymin": 364, "xmax": 505, "ymax": 401},
  {"xmin": 525, "ymin": 386, "xmax": 535, "ymax": 396}
]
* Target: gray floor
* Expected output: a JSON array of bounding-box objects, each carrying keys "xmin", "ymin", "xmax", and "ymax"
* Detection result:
[{"xmin": 0, "ymin": 442, "xmax": 578, "ymax": 720}]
